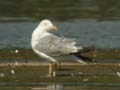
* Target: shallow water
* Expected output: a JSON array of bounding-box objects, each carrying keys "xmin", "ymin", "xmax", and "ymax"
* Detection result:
[
  {"xmin": 0, "ymin": 63, "xmax": 120, "ymax": 90},
  {"xmin": 1, "ymin": 83, "xmax": 120, "ymax": 90},
  {"xmin": 0, "ymin": 19, "xmax": 120, "ymax": 49}
]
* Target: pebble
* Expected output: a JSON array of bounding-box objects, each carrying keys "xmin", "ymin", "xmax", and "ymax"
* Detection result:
[
  {"xmin": 78, "ymin": 72, "xmax": 83, "ymax": 75},
  {"xmin": 92, "ymin": 59, "xmax": 96, "ymax": 62},
  {"xmin": 11, "ymin": 69, "xmax": 15, "ymax": 74},
  {"xmin": 15, "ymin": 50, "xmax": 19, "ymax": 53},
  {"xmin": 0, "ymin": 73, "xmax": 4, "ymax": 77},
  {"xmin": 83, "ymin": 78, "xmax": 88, "ymax": 82},
  {"xmin": 116, "ymin": 72, "xmax": 120, "ymax": 77}
]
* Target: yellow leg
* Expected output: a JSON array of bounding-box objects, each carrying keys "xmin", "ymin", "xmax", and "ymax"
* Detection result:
[
  {"xmin": 48, "ymin": 62, "xmax": 57, "ymax": 77},
  {"xmin": 48, "ymin": 63, "xmax": 52, "ymax": 77},
  {"xmin": 48, "ymin": 62, "xmax": 61, "ymax": 77},
  {"xmin": 53, "ymin": 62, "xmax": 60, "ymax": 69}
]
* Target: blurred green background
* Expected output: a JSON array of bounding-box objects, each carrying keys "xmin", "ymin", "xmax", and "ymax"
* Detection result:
[{"xmin": 0, "ymin": 0, "xmax": 120, "ymax": 21}]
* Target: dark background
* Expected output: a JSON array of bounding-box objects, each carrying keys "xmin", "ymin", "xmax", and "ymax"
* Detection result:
[{"xmin": 0, "ymin": 0, "xmax": 120, "ymax": 21}]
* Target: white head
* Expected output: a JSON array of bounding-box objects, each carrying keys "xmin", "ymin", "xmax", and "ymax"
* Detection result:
[{"xmin": 39, "ymin": 19, "xmax": 57, "ymax": 32}]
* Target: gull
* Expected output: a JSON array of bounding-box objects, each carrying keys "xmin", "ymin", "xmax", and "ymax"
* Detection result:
[{"xmin": 31, "ymin": 19, "xmax": 91, "ymax": 67}]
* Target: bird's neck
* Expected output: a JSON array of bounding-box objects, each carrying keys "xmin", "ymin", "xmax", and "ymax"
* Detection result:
[
  {"xmin": 31, "ymin": 27, "xmax": 49, "ymax": 47},
  {"xmin": 34, "ymin": 26, "xmax": 49, "ymax": 38},
  {"xmin": 37, "ymin": 25, "xmax": 48, "ymax": 32},
  {"xmin": 36, "ymin": 26, "xmax": 46, "ymax": 33}
]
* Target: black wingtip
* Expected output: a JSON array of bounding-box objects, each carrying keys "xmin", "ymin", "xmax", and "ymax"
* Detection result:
[
  {"xmin": 74, "ymin": 53, "xmax": 93, "ymax": 62},
  {"xmin": 78, "ymin": 46, "xmax": 96, "ymax": 53},
  {"xmin": 73, "ymin": 46, "xmax": 96, "ymax": 62}
]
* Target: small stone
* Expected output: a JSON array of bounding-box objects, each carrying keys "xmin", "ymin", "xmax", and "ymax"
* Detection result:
[
  {"xmin": 116, "ymin": 72, "xmax": 120, "ymax": 77},
  {"xmin": 92, "ymin": 59, "xmax": 96, "ymax": 62},
  {"xmin": 15, "ymin": 50, "xmax": 19, "ymax": 53},
  {"xmin": 0, "ymin": 73, "xmax": 4, "ymax": 77},
  {"xmin": 78, "ymin": 72, "xmax": 83, "ymax": 75},
  {"xmin": 83, "ymin": 78, "xmax": 88, "ymax": 82},
  {"xmin": 11, "ymin": 69, "xmax": 15, "ymax": 74}
]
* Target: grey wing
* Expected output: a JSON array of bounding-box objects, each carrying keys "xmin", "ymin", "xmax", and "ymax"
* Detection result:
[{"xmin": 35, "ymin": 34, "xmax": 79, "ymax": 56}]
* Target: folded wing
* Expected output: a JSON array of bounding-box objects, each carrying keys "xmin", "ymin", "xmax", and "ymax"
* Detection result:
[{"xmin": 34, "ymin": 34, "xmax": 82, "ymax": 56}]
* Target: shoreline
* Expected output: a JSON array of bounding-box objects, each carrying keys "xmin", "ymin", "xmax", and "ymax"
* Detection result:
[
  {"xmin": 0, "ymin": 61, "xmax": 119, "ymax": 66},
  {"xmin": 0, "ymin": 49, "xmax": 120, "ymax": 60}
]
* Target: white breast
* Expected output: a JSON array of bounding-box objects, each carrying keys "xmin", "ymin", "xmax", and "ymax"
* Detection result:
[{"xmin": 31, "ymin": 29, "xmax": 49, "ymax": 47}]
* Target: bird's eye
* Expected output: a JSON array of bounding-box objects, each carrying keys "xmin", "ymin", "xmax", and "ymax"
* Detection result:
[{"xmin": 44, "ymin": 22, "xmax": 48, "ymax": 25}]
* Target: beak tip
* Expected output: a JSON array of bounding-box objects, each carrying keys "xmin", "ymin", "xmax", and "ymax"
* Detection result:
[{"xmin": 52, "ymin": 25, "xmax": 57, "ymax": 30}]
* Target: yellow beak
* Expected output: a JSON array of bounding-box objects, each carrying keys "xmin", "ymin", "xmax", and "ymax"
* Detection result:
[{"xmin": 51, "ymin": 25, "xmax": 57, "ymax": 30}]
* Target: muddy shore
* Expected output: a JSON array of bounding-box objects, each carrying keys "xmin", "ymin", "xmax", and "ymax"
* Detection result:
[{"xmin": 0, "ymin": 49, "xmax": 119, "ymax": 60}]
